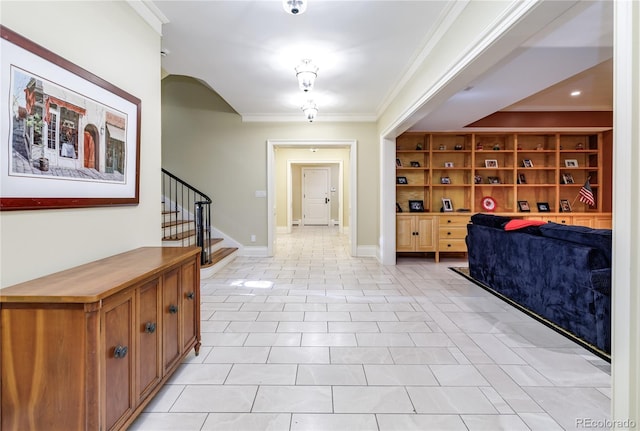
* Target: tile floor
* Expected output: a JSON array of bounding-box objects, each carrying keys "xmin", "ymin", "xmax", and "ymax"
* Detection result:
[{"xmin": 130, "ymin": 226, "xmax": 611, "ymax": 431}]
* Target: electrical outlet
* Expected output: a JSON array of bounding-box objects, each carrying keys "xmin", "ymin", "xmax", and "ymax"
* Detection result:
[{"xmin": 250, "ymin": 234, "xmax": 256, "ymax": 242}]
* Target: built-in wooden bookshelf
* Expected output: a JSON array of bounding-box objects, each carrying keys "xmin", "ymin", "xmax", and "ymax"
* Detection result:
[{"xmin": 396, "ymin": 131, "xmax": 612, "ymax": 261}]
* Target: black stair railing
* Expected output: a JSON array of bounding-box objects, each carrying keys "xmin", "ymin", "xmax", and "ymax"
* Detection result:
[{"xmin": 161, "ymin": 168, "xmax": 212, "ymax": 265}]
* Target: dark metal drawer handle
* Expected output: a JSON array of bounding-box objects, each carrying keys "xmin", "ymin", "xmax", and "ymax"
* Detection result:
[
  {"xmin": 114, "ymin": 345, "xmax": 128, "ymax": 359},
  {"xmin": 169, "ymin": 304, "xmax": 178, "ymax": 314},
  {"xmin": 145, "ymin": 322, "xmax": 156, "ymax": 333},
  {"xmin": 186, "ymin": 292, "xmax": 195, "ymax": 300}
]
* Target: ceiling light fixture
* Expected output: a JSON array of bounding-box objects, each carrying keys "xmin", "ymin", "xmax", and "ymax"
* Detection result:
[
  {"xmin": 571, "ymin": 90, "xmax": 582, "ymax": 97},
  {"xmin": 301, "ymin": 100, "xmax": 318, "ymax": 122},
  {"xmin": 295, "ymin": 59, "xmax": 318, "ymax": 92},
  {"xmin": 283, "ymin": 0, "xmax": 307, "ymax": 15}
]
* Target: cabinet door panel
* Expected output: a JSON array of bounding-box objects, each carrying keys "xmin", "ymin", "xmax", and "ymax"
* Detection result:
[
  {"xmin": 163, "ymin": 267, "xmax": 181, "ymax": 372},
  {"xmin": 104, "ymin": 294, "xmax": 134, "ymax": 430},
  {"xmin": 138, "ymin": 279, "xmax": 161, "ymax": 399},
  {"xmin": 416, "ymin": 216, "xmax": 436, "ymax": 251},
  {"xmin": 396, "ymin": 215, "xmax": 415, "ymax": 251},
  {"xmin": 181, "ymin": 260, "xmax": 198, "ymax": 352}
]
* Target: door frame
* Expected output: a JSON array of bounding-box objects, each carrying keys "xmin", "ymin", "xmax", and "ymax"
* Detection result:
[
  {"xmin": 297, "ymin": 164, "xmax": 341, "ymax": 228},
  {"xmin": 267, "ymin": 139, "xmax": 357, "ymax": 257}
]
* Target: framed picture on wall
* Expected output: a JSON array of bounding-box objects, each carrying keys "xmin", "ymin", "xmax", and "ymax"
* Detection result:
[
  {"xmin": 396, "ymin": 176, "xmax": 408, "ymax": 184},
  {"xmin": 0, "ymin": 26, "xmax": 141, "ymax": 211}
]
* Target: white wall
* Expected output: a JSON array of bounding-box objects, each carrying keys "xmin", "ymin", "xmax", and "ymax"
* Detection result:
[
  {"xmin": 612, "ymin": 1, "xmax": 640, "ymax": 427},
  {"xmin": 0, "ymin": 2, "xmax": 162, "ymax": 287}
]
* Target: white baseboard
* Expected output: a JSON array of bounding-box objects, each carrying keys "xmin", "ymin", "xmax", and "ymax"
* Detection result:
[
  {"xmin": 356, "ymin": 245, "xmax": 378, "ymax": 258},
  {"xmin": 240, "ymin": 246, "xmax": 269, "ymax": 257}
]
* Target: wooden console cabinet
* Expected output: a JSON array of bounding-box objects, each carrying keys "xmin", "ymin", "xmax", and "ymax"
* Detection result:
[{"xmin": 0, "ymin": 247, "xmax": 201, "ymax": 431}]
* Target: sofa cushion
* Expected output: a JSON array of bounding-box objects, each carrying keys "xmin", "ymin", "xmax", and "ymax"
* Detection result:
[
  {"xmin": 470, "ymin": 213, "xmax": 512, "ymax": 229},
  {"xmin": 501, "ymin": 219, "xmax": 545, "ymax": 236},
  {"xmin": 539, "ymin": 222, "xmax": 612, "ymax": 263}
]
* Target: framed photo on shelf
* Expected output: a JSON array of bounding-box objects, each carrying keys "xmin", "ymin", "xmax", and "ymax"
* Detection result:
[
  {"xmin": 522, "ymin": 159, "xmax": 534, "ymax": 168},
  {"xmin": 440, "ymin": 176, "xmax": 451, "ymax": 184},
  {"xmin": 409, "ymin": 200, "xmax": 424, "ymax": 212},
  {"xmin": 537, "ymin": 202, "xmax": 551, "ymax": 212},
  {"xmin": 444, "ymin": 162, "xmax": 454, "ymax": 168},
  {"xmin": 565, "ymin": 159, "xmax": 579, "ymax": 167},
  {"xmin": 562, "ymin": 173, "xmax": 575, "ymax": 184},
  {"xmin": 410, "ymin": 161, "xmax": 421, "ymax": 167},
  {"xmin": 396, "ymin": 176, "xmax": 408, "ymax": 184},
  {"xmin": 487, "ymin": 176, "xmax": 500, "ymax": 184},
  {"xmin": 396, "ymin": 158, "xmax": 402, "ymax": 167},
  {"xmin": 416, "ymin": 143, "xmax": 423, "ymax": 150},
  {"xmin": 517, "ymin": 173, "xmax": 527, "ymax": 184},
  {"xmin": 396, "ymin": 202, "xmax": 402, "ymax": 212},
  {"xmin": 441, "ymin": 198, "xmax": 453, "ymax": 212},
  {"xmin": 484, "ymin": 159, "xmax": 498, "ymax": 168},
  {"xmin": 517, "ymin": 200, "xmax": 531, "ymax": 212},
  {"xmin": 474, "ymin": 174, "xmax": 483, "ymax": 184},
  {"xmin": 560, "ymin": 199, "xmax": 572, "ymax": 213}
]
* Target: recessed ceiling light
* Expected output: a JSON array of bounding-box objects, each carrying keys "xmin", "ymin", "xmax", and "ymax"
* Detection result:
[{"xmin": 571, "ymin": 90, "xmax": 581, "ymax": 97}]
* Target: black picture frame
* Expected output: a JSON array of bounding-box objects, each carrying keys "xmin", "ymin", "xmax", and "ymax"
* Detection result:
[
  {"xmin": 440, "ymin": 176, "xmax": 451, "ymax": 184},
  {"xmin": 396, "ymin": 158, "xmax": 402, "ymax": 167},
  {"xmin": 410, "ymin": 161, "xmax": 421, "ymax": 167},
  {"xmin": 487, "ymin": 176, "xmax": 500, "ymax": 184},
  {"xmin": 474, "ymin": 174, "xmax": 483, "ymax": 184},
  {"xmin": 523, "ymin": 159, "xmax": 534, "ymax": 168},
  {"xmin": 560, "ymin": 199, "xmax": 572, "ymax": 213},
  {"xmin": 537, "ymin": 202, "xmax": 551, "ymax": 212},
  {"xmin": 396, "ymin": 202, "xmax": 403, "ymax": 212},
  {"xmin": 409, "ymin": 200, "xmax": 424, "ymax": 212},
  {"xmin": 562, "ymin": 173, "xmax": 575, "ymax": 184},
  {"xmin": 517, "ymin": 200, "xmax": 531, "ymax": 212},
  {"xmin": 517, "ymin": 173, "xmax": 527, "ymax": 184},
  {"xmin": 396, "ymin": 176, "xmax": 408, "ymax": 184}
]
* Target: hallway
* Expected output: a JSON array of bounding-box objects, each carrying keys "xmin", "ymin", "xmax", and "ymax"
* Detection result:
[{"xmin": 130, "ymin": 226, "xmax": 611, "ymax": 430}]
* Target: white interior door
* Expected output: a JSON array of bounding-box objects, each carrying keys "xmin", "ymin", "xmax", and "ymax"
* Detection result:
[{"xmin": 302, "ymin": 167, "xmax": 330, "ymax": 225}]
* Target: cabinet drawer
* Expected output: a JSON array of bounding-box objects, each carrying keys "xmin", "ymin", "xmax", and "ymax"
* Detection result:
[
  {"xmin": 439, "ymin": 226, "xmax": 467, "ymax": 240},
  {"xmin": 440, "ymin": 215, "xmax": 471, "ymax": 227},
  {"xmin": 439, "ymin": 239, "xmax": 467, "ymax": 252}
]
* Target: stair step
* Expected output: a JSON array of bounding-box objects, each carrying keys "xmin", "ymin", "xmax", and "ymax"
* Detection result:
[
  {"xmin": 162, "ymin": 210, "xmax": 178, "ymax": 215},
  {"xmin": 203, "ymin": 247, "xmax": 238, "ymax": 268},
  {"xmin": 163, "ymin": 229, "xmax": 196, "ymax": 241},
  {"xmin": 162, "ymin": 219, "xmax": 193, "ymax": 229}
]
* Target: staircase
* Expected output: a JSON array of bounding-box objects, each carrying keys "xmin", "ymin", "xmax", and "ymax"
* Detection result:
[{"xmin": 162, "ymin": 169, "xmax": 238, "ymax": 277}]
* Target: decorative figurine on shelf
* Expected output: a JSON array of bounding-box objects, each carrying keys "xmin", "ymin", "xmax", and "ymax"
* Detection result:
[
  {"xmin": 474, "ymin": 174, "xmax": 483, "ymax": 184},
  {"xmin": 576, "ymin": 142, "xmax": 584, "ymax": 150},
  {"xmin": 416, "ymin": 143, "xmax": 423, "ymax": 150},
  {"xmin": 439, "ymin": 144, "xmax": 446, "ymax": 150},
  {"xmin": 493, "ymin": 144, "xmax": 500, "ymax": 151},
  {"xmin": 535, "ymin": 143, "xmax": 544, "ymax": 151},
  {"xmin": 476, "ymin": 142, "xmax": 483, "ymax": 151},
  {"xmin": 454, "ymin": 144, "xmax": 463, "ymax": 150},
  {"xmin": 517, "ymin": 144, "xmax": 523, "ymax": 150}
]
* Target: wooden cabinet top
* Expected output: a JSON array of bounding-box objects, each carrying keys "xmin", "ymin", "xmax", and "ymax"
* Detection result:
[{"xmin": 0, "ymin": 247, "xmax": 200, "ymax": 304}]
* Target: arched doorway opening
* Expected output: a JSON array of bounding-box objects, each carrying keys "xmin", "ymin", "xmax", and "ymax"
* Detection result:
[{"xmin": 83, "ymin": 124, "xmax": 99, "ymax": 169}]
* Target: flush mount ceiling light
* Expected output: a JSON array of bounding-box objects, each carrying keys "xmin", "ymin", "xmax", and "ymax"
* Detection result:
[
  {"xmin": 295, "ymin": 59, "xmax": 318, "ymax": 92},
  {"xmin": 283, "ymin": 0, "xmax": 307, "ymax": 15},
  {"xmin": 571, "ymin": 90, "xmax": 582, "ymax": 97},
  {"xmin": 301, "ymin": 100, "xmax": 318, "ymax": 122}
]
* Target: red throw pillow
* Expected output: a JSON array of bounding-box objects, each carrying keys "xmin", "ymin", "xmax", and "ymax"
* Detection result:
[{"xmin": 504, "ymin": 219, "xmax": 547, "ymax": 231}]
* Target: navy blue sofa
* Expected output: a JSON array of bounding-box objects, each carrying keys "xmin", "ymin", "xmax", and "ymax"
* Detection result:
[{"xmin": 466, "ymin": 213, "xmax": 612, "ymax": 355}]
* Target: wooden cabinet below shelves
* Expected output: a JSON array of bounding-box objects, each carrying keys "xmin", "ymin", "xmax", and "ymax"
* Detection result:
[
  {"xmin": 0, "ymin": 247, "xmax": 201, "ymax": 431},
  {"xmin": 396, "ymin": 214, "xmax": 436, "ymax": 252}
]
